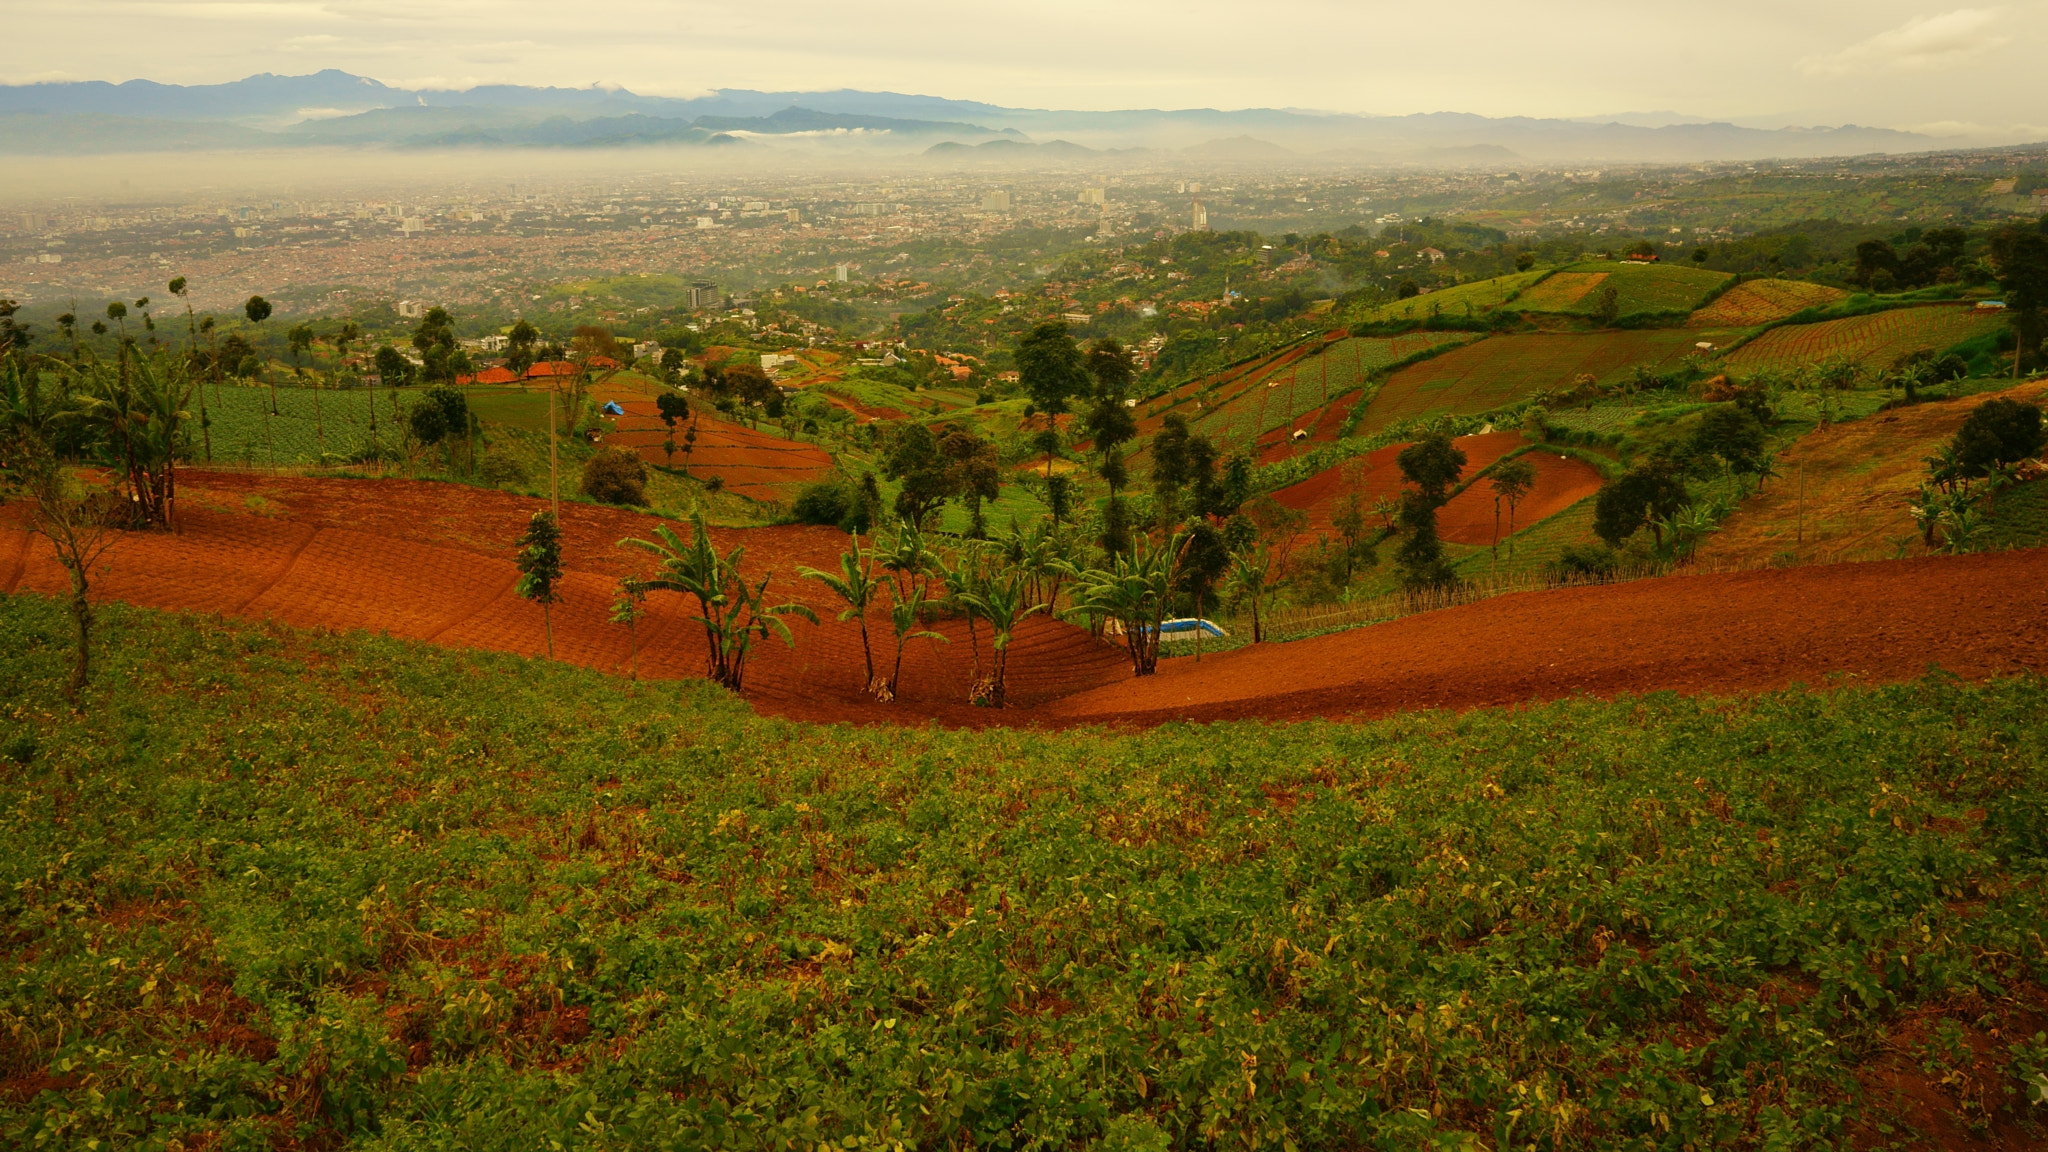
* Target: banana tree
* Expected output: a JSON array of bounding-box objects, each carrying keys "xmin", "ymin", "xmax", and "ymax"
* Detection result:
[
  {"xmin": 879, "ymin": 580, "xmax": 947, "ymax": 703},
  {"xmin": 799, "ymin": 531, "xmax": 883, "ymax": 695},
  {"xmin": 958, "ymin": 573, "xmax": 1047, "ymax": 707},
  {"xmin": 1064, "ymin": 531, "xmax": 1181, "ymax": 676},
  {"xmin": 73, "ymin": 351, "xmax": 195, "ymax": 529},
  {"xmin": 622, "ymin": 511, "xmax": 816, "ymax": 692}
]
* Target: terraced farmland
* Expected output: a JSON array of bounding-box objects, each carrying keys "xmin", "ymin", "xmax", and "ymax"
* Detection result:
[
  {"xmin": 1687, "ymin": 278, "xmax": 1847, "ymax": 327},
  {"xmin": 1138, "ymin": 327, "xmax": 1474, "ymax": 453},
  {"xmin": 1724, "ymin": 305, "xmax": 2002, "ymax": 373},
  {"xmin": 1353, "ymin": 270, "xmax": 1546, "ymax": 324},
  {"xmin": 1519, "ymin": 262, "xmax": 1731, "ymax": 316},
  {"xmin": 1354, "ymin": 329, "xmax": 1707, "ymax": 433}
]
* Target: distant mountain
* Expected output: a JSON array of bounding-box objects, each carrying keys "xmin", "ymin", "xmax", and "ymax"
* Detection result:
[
  {"xmin": 0, "ymin": 70, "xmax": 1980, "ymax": 161},
  {"xmin": 923, "ymin": 138, "xmax": 1102, "ymax": 162}
]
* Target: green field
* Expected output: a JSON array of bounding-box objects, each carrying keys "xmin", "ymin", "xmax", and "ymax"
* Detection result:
[
  {"xmin": 1355, "ymin": 329, "xmax": 1712, "ymax": 433},
  {"xmin": 1352, "ymin": 270, "xmax": 1548, "ymax": 324},
  {"xmin": 4, "ymin": 598, "xmax": 2048, "ymax": 1150},
  {"xmin": 1517, "ymin": 263, "xmax": 1732, "ymax": 318}
]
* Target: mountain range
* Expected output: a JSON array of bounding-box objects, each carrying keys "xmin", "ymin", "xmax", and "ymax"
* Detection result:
[{"xmin": 0, "ymin": 70, "xmax": 1988, "ymax": 163}]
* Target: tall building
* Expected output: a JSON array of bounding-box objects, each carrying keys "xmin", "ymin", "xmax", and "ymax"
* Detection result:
[
  {"xmin": 1078, "ymin": 188, "xmax": 1106, "ymax": 206},
  {"xmin": 1191, "ymin": 200, "xmax": 1209, "ymax": 230},
  {"xmin": 981, "ymin": 189, "xmax": 1012, "ymax": 212},
  {"xmin": 835, "ymin": 264, "xmax": 850, "ymax": 282},
  {"xmin": 686, "ymin": 281, "xmax": 720, "ymax": 309}
]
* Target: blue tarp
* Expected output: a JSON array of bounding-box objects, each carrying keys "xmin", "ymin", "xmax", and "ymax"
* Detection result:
[
  {"xmin": 600, "ymin": 401, "xmax": 626, "ymax": 415},
  {"xmin": 1147, "ymin": 618, "xmax": 1228, "ymax": 639}
]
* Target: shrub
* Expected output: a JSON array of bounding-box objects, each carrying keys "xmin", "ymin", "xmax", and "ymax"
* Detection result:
[
  {"xmin": 791, "ymin": 479, "xmax": 855, "ymax": 526},
  {"xmin": 480, "ymin": 455, "xmax": 529, "ymax": 486},
  {"xmin": 1549, "ymin": 543, "xmax": 1619, "ymax": 582},
  {"xmin": 579, "ymin": 447, "xmax": 648, "ymax": 506}
]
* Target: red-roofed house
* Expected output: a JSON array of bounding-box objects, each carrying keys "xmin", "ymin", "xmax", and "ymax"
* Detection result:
[
  {"xmin": 472, "ymin": 366, "xmax": 520, "ymax": 385},
  {"xmin": 525, "ymin": 361, "xmax": 578, "ymax": 379}
]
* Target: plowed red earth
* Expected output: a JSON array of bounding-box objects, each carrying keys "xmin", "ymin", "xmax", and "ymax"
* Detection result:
[
  {"xmin": 1268, "ymin": 431, "xmax": 1600, "ymax": 546},
  {"xmin": 601, "ymin": 406, "xmax": 834, "ymax": 500},
  {"xmin": 4, "ymin": 472, "xmax": 2044, "ymax": 729}
]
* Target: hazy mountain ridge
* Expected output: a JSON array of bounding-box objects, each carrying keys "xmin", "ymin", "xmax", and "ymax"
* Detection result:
[{"xmin": 0, "ymin": 70, "xmax": 1976, "ymax": 161}]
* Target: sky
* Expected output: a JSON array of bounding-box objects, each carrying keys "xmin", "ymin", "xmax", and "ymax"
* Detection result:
[{"xmin": 7, "ymin": 1, "xmax": 2046, "ymax": 141}]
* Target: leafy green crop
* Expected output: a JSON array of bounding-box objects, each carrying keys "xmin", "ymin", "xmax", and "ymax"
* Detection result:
[{"xmin": 2, "ymin": 597, "xmax": 2045, "ymax": 1150}]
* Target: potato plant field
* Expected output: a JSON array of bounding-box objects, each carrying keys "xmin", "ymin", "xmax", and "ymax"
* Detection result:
[
  {"xmin": 2, "ymin": 599, "xmax": 2046, "ymax": 1151},
  {"xmin": 195, "ymin": 381, "xmax": 392, "ymax": 466},
  {"xmin": 1355, "ymin": 329, "xmax": 1707, "ymax": 433},
  {"xmin": 1725, "ymin": 305, "xmax": 2005, "ymax": 374}
]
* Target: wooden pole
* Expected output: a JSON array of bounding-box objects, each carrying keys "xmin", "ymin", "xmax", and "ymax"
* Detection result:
[{"xmin": 549, "ymin": 381, "xmax": 560, "ymax": 523}]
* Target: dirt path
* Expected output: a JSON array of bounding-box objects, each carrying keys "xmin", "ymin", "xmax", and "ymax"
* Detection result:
[{"xmin": 5, "ymin": 471, "xmax": 2044, "ymax": 729}]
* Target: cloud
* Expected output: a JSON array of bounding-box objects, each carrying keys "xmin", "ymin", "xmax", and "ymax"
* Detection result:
[{"xmin": 1800, "ymin": 8, "xmax": 2010, "ymax": 76}]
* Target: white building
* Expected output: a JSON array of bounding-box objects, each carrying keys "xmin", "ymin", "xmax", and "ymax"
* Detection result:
[
  {"xmin": 1191, "ymin": 200, "xmax": 1209, "ymax": 230},
  {"xmin": 981, "ymin": 189, "xmax": 1012, "ymax": 213},
  {"xmin": 1078, "ymin": 188, "xmax": 1106, "ymax": 206}
]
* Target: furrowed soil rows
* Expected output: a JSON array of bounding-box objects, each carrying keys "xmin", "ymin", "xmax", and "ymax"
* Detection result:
[
  {"xmin": 1688, "ymin": 279, "xmax": 1847, "ymax": 327},
  {"xmin": 1357, "ymin": 330, "xmax": 1705, "ymax": 433},
  {"xmin": 4, "ymin": 470, "xmax": 2044, "ymax": 730},
  {"xmin": 1269, "ymin": 431, "xmax": 1576, "ymax": 546},
  {"xmin": 603, "ymin": 406, "xmax": 835, "ymax": 500},
  {"xmin": 1049, "ymin": 548, "xmax": 2048, "ymax": 726},
  {"xmin": 1725, "ymin": 306, "xmax": 2001, "ymax": 372}
]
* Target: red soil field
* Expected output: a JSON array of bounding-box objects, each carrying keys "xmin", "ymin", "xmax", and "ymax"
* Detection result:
[
  {"xmin": 600, "ymin": 405, "xmax": 834, "ymax": 500},
  {"xmin": 1048, "ymin": 549, "xmax": 2048, "ymax": 726},
  {"xmin": 5, "ymin": 472, "xmax": 2044, "ymax": 730},
  {"xmin": 1269, "ymin": 431, "xmax": 1573, "ymax": 545}
]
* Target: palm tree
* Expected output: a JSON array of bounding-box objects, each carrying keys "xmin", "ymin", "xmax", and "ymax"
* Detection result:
[
  {"xmin": 168, "ymin": 277, "xmax": 211, "ymax": 463},
  {"xmin": 1064, "ymin": 531, "xmax": 1182, "ymax": 676},
  {"xmin": 798, "ymin": 531, "xmax": 883, "ymax": 695}
]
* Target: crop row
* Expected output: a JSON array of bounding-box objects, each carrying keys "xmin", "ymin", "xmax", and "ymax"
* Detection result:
[
  {"xmin": 1725, "ymin": 305, "xmax": 2003, "ymax": 373},
  {"xmin": 1357, "ymin": 329, "xmax": 1703, "ymax": 433}
]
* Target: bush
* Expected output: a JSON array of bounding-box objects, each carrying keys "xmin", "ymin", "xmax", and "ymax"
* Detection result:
[
  {"xmin": 579, "ymin": 447, "xmax": 648, "ymax": 506},
  {"xmin": 1548, "ymin": 543, "xmax": 1619, "ymax": 582},
  {"xmin": 480, "ymin": 455, "xmax": 529, "ymax": 486},
  {"xmin": 791, "ymin": 479, "xmax": 854, "ymax": 526}
]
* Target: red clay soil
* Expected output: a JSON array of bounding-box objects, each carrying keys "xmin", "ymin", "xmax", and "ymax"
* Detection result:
[
  {"xmin": 600, "ymin": 407, "xmax": 834, "ymax": 500},
  {"xmin": 1254, "ymin": 389, "xmax": 1363, "ymax": 464},
  {"xmin": 1270, "ymin": 431, "xmax": 1540, "ymax": 545},
  {"xmin": 1048, "ymin": 549, "xmax": 2048, "ymax": 726},
  {"xmin": 1436, "ymin": 447, "xmax": 1603, "ymax": 546},
  {"xmin": 5, "ymin": 472, "xmax": 2046, "ymax": 730}
]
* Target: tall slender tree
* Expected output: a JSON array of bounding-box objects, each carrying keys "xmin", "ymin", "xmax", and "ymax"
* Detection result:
[{"xmin": 244, "ymin": 295, "xmax": 275, "ymax": 413}]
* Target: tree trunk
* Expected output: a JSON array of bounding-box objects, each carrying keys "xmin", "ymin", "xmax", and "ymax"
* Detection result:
[
  {"xmin": 990, "ymin": 645, "xmax": 1008, "ymax": 708},
  {"xmin": 65, "ymin": 584, "xmax": 91, "ymax": 708},
  {"xmin": 542, "ymin": 603, "xmax": 554, "ymax": 660}
]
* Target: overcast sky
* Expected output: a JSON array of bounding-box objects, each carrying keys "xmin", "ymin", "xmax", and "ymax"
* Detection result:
[{"xmin": 8, "ymin": 1, "xmax": 2046, "ymax": 139}]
